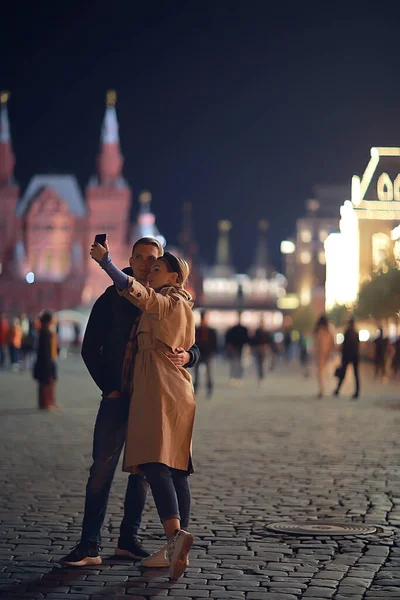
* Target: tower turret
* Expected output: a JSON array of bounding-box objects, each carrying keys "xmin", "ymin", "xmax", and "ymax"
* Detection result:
[
  {"xmin": 0, "ymin": 91, "xmax": 16, "ymax": 185},
  {"xmin": 249, "ymin": 219, "xmax": 270, "ymax": 278},
  {"xmin": 97, "ymin": 90, "xmax": 124, "ymax": 185}
]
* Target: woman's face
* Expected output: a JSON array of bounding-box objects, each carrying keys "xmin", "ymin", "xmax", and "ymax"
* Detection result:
[{"xmin": 148, "ymin": 258, "xmax": 178, "ymax": 289}]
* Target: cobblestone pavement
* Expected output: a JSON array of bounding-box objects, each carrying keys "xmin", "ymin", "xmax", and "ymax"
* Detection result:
[{"xmin": 1, "ymin": 356, "xmax": 400, "ymax": 600}]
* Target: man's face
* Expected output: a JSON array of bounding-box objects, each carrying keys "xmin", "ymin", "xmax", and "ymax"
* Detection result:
[{"xmin": 129, "ymin": 244, "xmax": 160, "ymax": 282}]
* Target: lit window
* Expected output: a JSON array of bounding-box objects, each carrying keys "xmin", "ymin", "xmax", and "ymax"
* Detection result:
[
  {"xmin": 319, "ymin": 229, "xmax": 328, "ymax": 242},
  {"xmin": 300, "ymin": 229, "xmax": 312, "ymax": 243},
  {"xmin": 377, "ymin": 173, "xmax": 394, "ymax": 201},
  {"xmin": 300, "ymin": 251, "xmax": 312, "ymax": 264},
  {"xmin": 44, "ymin": 253, "xmax": 53, "ymax": 273},
  {"xmin": 372, "ymin": 233, "xmax": 390, "ymax": 270},
  {"xmin": 318, "ymin": 251, "xmax": 326, "ymax": 265}
]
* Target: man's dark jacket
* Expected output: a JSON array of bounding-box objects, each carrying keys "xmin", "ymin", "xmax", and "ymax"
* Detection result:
[{"xmin": 81, "ymin": 268, "xmax": 200, "ymax": 395}]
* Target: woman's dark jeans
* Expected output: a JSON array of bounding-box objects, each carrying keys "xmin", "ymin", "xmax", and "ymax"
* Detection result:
[{"xmin": 139, "ymin": 462, "xmax": 190, "ymax": 529}]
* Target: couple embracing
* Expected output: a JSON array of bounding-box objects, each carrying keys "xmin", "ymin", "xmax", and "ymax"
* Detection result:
[{"xmin": 60, "ymin": 236, "xmax": 199, "ymax": 581}]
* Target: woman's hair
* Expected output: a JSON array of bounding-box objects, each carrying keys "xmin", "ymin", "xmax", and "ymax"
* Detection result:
[
  {"xmin": 314, "ymin": 314, "xmax": 329, "ymax": 332},
  {"xmin": 40, "ymin": 310, "xmax": 53, "ymax": 325},
  {"xmin": 161, "ymin": 252, "xmax": 190, "ymax": 287}
]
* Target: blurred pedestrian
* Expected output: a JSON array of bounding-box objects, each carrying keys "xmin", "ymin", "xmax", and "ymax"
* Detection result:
[
  {"xmin": 283, "ymin": 329, "xmax": 293, "ymax": 362},
  {"xmin": 0, "ymin": 311, "xmax": 9, "ymax": 368},
  {"xmin": 298, "ymin": 333, "xmax": 310, "ymax": 378},
  {"xmin": 391, "ymin": 337, "xmax": 400, "ymax": 378},
  {"xmin": 194, "ymin": 311, "xmax": 217, "ymax": 397},
  {"xmin": 313, "ymin": 314, "xmax": 335, "ymax": 398},
  {"xmin": 251, "ymin": 318, "xmax": 274, "ymax": 385},
  {"xmin": 20, "ymin": 313, "xmax": 36, "ymax": 370},
  {"xmin": 334, "ymin": 318, "xmax": 360, "ymax": 399},
  {"xmin": 8, "ymin": 317, "xmax": 22, "ymax": 371},
  {"xmin": 225, "ymin": 313, "xmax": 249, "ymax": 384},
  {"xmin": 373, "ymin": 329, "xmax": 388, "ymax": 381},
  {"xmin": 73, "ymin": 321, "xmax": 81, "ymax": 351},
  {"xmin": 33, "ymin": 311, "xmax": 58, "ymax": 410}
]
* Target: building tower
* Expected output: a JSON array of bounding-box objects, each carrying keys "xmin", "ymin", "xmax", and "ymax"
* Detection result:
[
  {"xmin": 212, "ymin": 220, "xmax": 233, "ymax": 276},
  {"xmin": 249, "ymin": 219, "xmax": 270, "ymax": 278},
  {"xmin": 85, "ymin": 90, "xmax": 132, "ymax": 303},
  {"xmin": 131, "ymin": 190, "xmax": 166, "ymax": 247},
  {"xmin": 178, "ymin": 202, "xmax": 197, "ymax": 262},
  {"xmin": 0, "ymin": 91, "xmax": 19, "ymax": 276}
]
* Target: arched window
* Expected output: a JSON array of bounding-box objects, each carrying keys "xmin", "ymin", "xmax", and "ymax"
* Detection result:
[
  {"xmin": 372, "ymin": 232, "xmax": 390, "ymax": 270},
  {"xmin": 377, "ymin": 173, "xmax": 394, "ymax": 201}
]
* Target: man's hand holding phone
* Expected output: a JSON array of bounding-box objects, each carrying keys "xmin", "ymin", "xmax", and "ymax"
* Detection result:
[{"xmin": 90, "ymin": 233, "xmax": 109, "ymax": 263}]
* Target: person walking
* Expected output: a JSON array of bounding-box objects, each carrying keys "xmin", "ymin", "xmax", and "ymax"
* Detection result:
[
  {"xmin": 313, "ymin": 314, "xmax": 335, "ymax": 398},
  {"xmin": 225, "ymin": 314, "xmax": 249, "ymax": 384},
  {"xmin": 33, "ymin": 311, "xmax": 58, "ymax": 409},
  {"xmin": 90, "ymin": 239, "xmax": 196, "ymax": 581},
  {"xmin": 7, "ymin": 317, "xmax": 22, "ymax": 371},
  {"xmin": 251, "ymin": 319, "xmax": 274, "ymax": 385},
  {"xmin": 0, "ymin": 311, "xmax": 9, "ymax": 368},
  {"xmin": 60, "ymin": 237, "xmax": 199, "ymax": 569},
  {"xmin": 194, "ymin": 311, "xmax": 217, "ymax": 397},
  {"xmin": 334, "ymin": 318, "xmax": 360, "ymax": 399},
  {"xmin": 373, "ymin": 329, "xmax": 388, "ymax": 381},
  {"xmin": 299, "ymin": 333, "xmax": 310, "ymax": 378}
]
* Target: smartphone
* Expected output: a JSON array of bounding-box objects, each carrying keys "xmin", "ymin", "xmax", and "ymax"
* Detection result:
[{"xmin": 94, "ymin": 233, "xmax": 107, "ymax": 245}]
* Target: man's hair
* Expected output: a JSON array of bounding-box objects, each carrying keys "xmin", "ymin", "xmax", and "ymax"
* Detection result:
[{"xmin": 132, "ymin": 237, "xmax": 164, "ymax": 256}]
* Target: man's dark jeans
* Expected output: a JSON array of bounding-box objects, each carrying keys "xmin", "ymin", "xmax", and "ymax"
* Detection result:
[
  {"xmin": 336, "ymin": 358, "xmax": 360, "ymax": 396},
  {"xmin": 81, "ymin": 394, "xmax": 148, "ymax": 543}
]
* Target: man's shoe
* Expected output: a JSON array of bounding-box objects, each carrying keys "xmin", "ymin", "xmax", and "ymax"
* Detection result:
[
  {"xmin": 141, "ymin": 544, "xmax": 189, "ymax": 568},
  {"xmin": 115, "ymin": 536, "xmax": 149, "ymax": 560},
  {"xmin": 352, "ymin": 393, "xmax": 359, "ymax": 400},
  {"xmin": 167, "ymin": 529, "xmax": 194, "ymax": 580},
  {"xmin": 60, "ymin": 540, "xmax": 102, "ymax": 567}
]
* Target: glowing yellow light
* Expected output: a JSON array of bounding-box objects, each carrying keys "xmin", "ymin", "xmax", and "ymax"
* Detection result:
[
  {"xmin": 300, "ymin": 229, "xmax": 312, "ymax": 243},
  {"xmin": 280, "ymin": 240, "xmax": 295, "ymax": 254},
  {"xmin": 300, "ymin": 251, "xmax": 312, "ymax": 264},
  {"xmin": 336, "ymin": 333, "xmax": 344, "ymax": 344},
  {"xmin": 0, "ymin": 91, "xmax": 9, "ymax": 104},
  {"xmin": 391, "ymin": 224, "xmax": 400, "ymax": 241},
  {"xmin": 218, "ymin": 220, "xmax": 232, "ymax": 232},
  {"xmin": 319, "ymin": 229, "xmax": 328, "ymax": 243},
  {"xmin": 376, "ymin": 147, "xmax": 400, "ymax": 156},
  {"xmin": 372, "ymin": 232, "xmax": 390, "ymax": 270},
  {"xmin": 106, "ymin": 89, "xmax": 117, "ymax": 107},
  {"xmin": 377, "ymin": 173, "xmax": 394, "ymax": 201},
  {"xmin": 277, "ymin": 295, "xmax": 300, "ymax": 310},
  {"xmin": 300, "ymin": 286, "xmax": 311, "ymax": 306},
  {"xmin": 318, "ymin": 251, "xmax": 326, "ymax": 265},
  {"xmin": 359, "ymin": 329, "xmax": 370, "ymax": 342},
  {"xmin": 394, "ymin": 174, "xmax": 400, "ymax": 201},
  {"xmin": 351, "ymin": 175, "xmax": 361, "ymax": 206}
]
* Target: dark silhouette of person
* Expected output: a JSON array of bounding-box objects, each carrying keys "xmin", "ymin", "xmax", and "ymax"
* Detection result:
[
  {"xmin": 374, "ymin": 329, "xmax": 388, "ymax": 380},
  {"xmin": 225, "ymin": 313, "xmax": 249, "ymax": 383},
  {"xmin": 194, "ymin": 311, "xmax": 218, "ymax": 397},
  {"xmin": 251, "ymin": 319, "xmax": 274, "ymax": 384},
  {"xmin": 298, "ymin": 334, "xmax": 310, "ymax": 378},
  {"xmin": 334, "ymin": 318, "xmax": 360, "ymax": 399},
  {"xmin": 392, "ymin": 337, "xmax": 400, "ymax": 378}
]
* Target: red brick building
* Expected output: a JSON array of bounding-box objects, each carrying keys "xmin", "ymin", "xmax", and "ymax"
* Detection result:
[{"xmin": 0, "ymin": 91, "xmax": 164, "ymax": 316}]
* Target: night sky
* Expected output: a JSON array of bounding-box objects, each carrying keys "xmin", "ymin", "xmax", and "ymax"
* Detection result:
[{"xmin": 2, "ymin": 2, "xmax": 400, "ymax": 271}]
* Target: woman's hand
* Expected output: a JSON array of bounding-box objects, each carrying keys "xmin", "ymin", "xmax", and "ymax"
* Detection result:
[{"xmin": 90, "ymin": 239, "xmax": 109, "ymax": 263}]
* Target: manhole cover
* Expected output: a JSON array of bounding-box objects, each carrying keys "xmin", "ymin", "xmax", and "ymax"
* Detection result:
[{"xmin": 266, "ymin": 521, "xmax": 377, "ymax": 536}]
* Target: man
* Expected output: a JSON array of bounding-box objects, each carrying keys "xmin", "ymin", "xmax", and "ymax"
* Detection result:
[
  {"xmin": 194, "ymin": 310, "xmax": 218, "ymax": 397},
  {"xmin": 334, "ymin": 318, "xmax": 360, "ymax": 399},
  {"xmin": 251, "ymin": 318, "xmax": 274, "ymax": 385},
  {"xmin": 60, "ymin": 237, "xmax": 199, "ymax": 567},
  {"xmin": 225, "ymin": 313, "xmax": 249, "ymax": 384},
  {"xmin": 0, "ymin": 312, "xmax": 9, "ymax": 368}
]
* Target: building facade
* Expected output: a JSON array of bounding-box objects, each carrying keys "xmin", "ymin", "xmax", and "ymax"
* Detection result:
[{"xmin": 0, "ymin": 91, "xmax": 164, "ymax": 316}]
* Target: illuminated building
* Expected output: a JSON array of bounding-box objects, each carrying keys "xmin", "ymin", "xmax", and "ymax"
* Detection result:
[
  {"xmin": 280, "ymin": 185, "xmax": 349, "ymax": 313},
  {"xmin": 0, "ymin": 91, "xmax": 165, "ymax": 315},
  {"xmin": 325, "ymin": 147, "xmax": 400, "ymax": 311},
  {"xmin": 200, "ymin": 220, "xmax": 286, "ymax": 332}
]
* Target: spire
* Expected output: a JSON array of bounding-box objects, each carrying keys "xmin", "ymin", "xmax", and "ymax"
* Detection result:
[
  {"xmin": 179, "ymin": 202, "xmax": 197, "ymax": 260},
  {"xmin": 211, "ymin": 220, "xmax": 233, "ymax": 275},
  {"xmin": 97, "ymin": 90, "xmax": 124, "ymax": 185},
  {"xmin": 250, "ymin": 219, "xmax": 270, "ymax": 278},
  {"xmin": 131, "ymin": 190, "xmax": 166, "ymax": 247},
  {"xmin": 0, "ymin": 91, "xmax": 16, "ymax": 185}
]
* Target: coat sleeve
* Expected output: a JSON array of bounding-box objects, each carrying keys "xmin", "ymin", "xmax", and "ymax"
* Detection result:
[
  {"xmin": 186, "ymin": 344, "xmax": 200, "ymax": 368},
  {"xmin": 81, "ymin": 291, "xmax": 110, "ymax": 392},
  {"xmin": 118, "ymin": 277, "xmax": 183, "ymax": 320}
]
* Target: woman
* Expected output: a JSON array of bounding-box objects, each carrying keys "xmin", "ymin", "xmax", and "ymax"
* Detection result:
[
  {"xmin": 90, "ymin": 239, "xmax": 195, "ymax": 581},
  {"xmin": 313, "ymin": 314, "xmax": 335, "ymax": 398},
  {"xmin": 33, "ymin": 310, "xmax": 58, "ymax": 410},
  {"xmin": 8, "ymin": 317, "xmax": 22, "ymax": 371}
]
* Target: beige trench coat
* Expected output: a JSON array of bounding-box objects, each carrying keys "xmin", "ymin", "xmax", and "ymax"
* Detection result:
[{"xmin": 119, "ymin": 277, "xmax": 196, "ymax": 473}]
